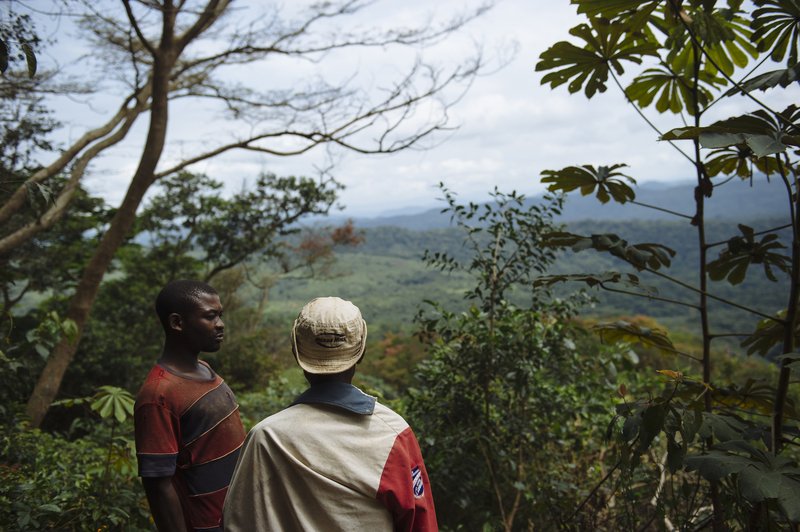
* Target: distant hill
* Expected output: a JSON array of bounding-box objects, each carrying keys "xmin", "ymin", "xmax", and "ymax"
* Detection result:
[
  {"xmin": 267, "ymin": 217, "xmax": 786, "ymax": 346},
  {"xmin": 342, "ymin": 178, "xmax": 786, "ymax": 230}
]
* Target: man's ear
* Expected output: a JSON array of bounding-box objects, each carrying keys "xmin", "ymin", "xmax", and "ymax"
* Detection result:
[{"xmin": 168, "ymin": 313, "xmax": 183, "ymax": 333}]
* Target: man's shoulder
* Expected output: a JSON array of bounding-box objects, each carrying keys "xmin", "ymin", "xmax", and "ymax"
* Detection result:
[
  {"xmin": 241, "ymin": 406, "xmax": 295, "ymax": 444},
  {"xmin": 136, "ymin": 364, "xmax": 166, "ymax": 394},
  {"xmin": 372, "ymin": 401, "xmax": 410, "ymax": 435},
  {"xmin": 254, "ymin": 404, "xmax": 305, "ymax": 428},
  {"xmin": 134, "ymin": 364, "xmax": 187, "ymax": 408}
]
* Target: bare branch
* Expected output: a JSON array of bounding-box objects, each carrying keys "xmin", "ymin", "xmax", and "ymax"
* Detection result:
[
  {"xmin": 155, "ymin": 53, "xmax": 480, "ymax": 176},
  {"xmin": 122, "ymin": 0, "xmax": 157, "ymax": 56},
  {"xmin": 0, "ymin": 93, "xmax": 150, "ymax": 255},
  {"xmin": 0, "ymin": 83, "xmax": 151, "ymax": 227},
  {"xmin": 175, "ymin": 0, "xmax": 229, "ymax": 53}
]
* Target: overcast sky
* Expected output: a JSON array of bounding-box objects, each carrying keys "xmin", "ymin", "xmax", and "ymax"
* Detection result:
[{"xmin": 32, "ymin": 0, "xmax": 799, "ymax": 217}]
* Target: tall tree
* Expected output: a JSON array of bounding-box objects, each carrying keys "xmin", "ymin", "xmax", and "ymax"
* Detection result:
[
  {"xmin": 9, "ymin": 0, "xmax": 492, "ymax": 427},
  {"xmin": 63, "ymin": 170, "xmax": 352, "ymax": 398},
  {"xmin": 535, "ymin": 0, "xmax": 799, "ymax": 528}
]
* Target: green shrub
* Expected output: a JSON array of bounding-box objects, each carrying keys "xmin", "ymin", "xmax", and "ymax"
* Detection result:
[{"xmin": 0, "ymin": 421, "xmax": 150, "ymax": 531}]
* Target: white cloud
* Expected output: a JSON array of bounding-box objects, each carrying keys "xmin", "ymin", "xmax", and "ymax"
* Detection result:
[{"xmin": 33, "ymin": 0, "xmax": 800, "ymax": 217}]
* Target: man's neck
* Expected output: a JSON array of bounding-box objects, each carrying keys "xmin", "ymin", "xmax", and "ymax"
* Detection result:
[
  {"xmin": 304, "ymin": 367, "xmax": 355, "ymax": 386},
  {"xmin": 160, "ymin": 339, "xmax": 209, "ymax": 378}
]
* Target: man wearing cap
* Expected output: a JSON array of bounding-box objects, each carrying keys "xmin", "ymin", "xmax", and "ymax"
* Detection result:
[{"xmin": 223, "ymin": 296, "xmax": 438, "ymax": 531}]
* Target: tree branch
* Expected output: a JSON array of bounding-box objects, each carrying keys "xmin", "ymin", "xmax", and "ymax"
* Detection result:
[
  {"xmin": 175, "ymin": 0, "xmax": 228, "ymax": 53},
  {"xmin": 0, "ymin": 91, "xmax": 150, "ymax": 255},
  {"xmin": 647, "ymin": 269, "xmax": 783, "ymax": 323},
  {"xmin": 122, "ymin": 0, "xmax": 157, "ymax": 56},
  {"xmin": 0, "ymin": 85, "xmax": 150, "ymax": 227}
]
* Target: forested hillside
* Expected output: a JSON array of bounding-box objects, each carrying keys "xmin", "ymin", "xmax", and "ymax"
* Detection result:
[{"xmin": 267, "ymin": 216, "xmax": 787, "ymax": 347}]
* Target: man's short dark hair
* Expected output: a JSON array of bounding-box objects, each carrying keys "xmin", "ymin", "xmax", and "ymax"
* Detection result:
[{"xmin": 155, "ymin": 280, "xmax": 218, "ymax": 329}]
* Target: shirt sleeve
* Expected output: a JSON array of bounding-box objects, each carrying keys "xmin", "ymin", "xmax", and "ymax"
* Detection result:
[
  {"xmin": 134, "ymin": 402, "xmax": 180, "ymax": 477},
  {"xmin": 376, "ymin": 427, "xmax": 438, "ymax": 532}
]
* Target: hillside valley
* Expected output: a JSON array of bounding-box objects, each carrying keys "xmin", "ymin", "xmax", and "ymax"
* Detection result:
[{"xmin": 265, "ymin": 179, "xmax": 788, "ymax": 356}]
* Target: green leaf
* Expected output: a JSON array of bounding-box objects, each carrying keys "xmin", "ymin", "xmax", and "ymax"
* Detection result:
[
  {"xmin": 724, "ymin": 63, "xmax": 800, "ymax": 95},
  {"xmin": 626, "ymin": 66, "xmax": 722, "ymax": 115},
  {"xmin": 666, "ymin": 433, "xmax": 686, "ymax": 473},
  {"xmin": 573, "ymin": 0, "xmax": 654, "ymax": 18},
  {"xmin": 622, "ymin": 415, "xmax": 641, "ymax": 442},
  {"xmin": 533, "ymin": 271, "xmax": 654, "ymax": 293},
  {"xmin": 662, "ymin": 105, "xmax": 800, "ymax": 156},
  {"xmin": 741, "ymin": 310, "xmax": 793, "ymax": 357},
  {"xmin": 682, "ymin": 409, "xmax": 703, "ymax": 444},
  {"xmin": 744, "ymin": 467, "xmax": 800, "ymax": 521},
  {"xmin": 697, "ymin": 11, "xmax": 759, "ymax": 76},
  {"xmin": 638, "ymin": 403, "xmax": 667, "ymax": 451},
  {"xmin": 34, "ymin": 344, "xmax": 49, "ymax": 359},
  {"xmin": 594, "ymin": 320, "xmax": 677, "ymax": 355},
  {"xmin": 684, "ymin": 449, "xmax": 753, "ymax": 480},
  {"xmin": 541, "ymin": 230, "xmax": 675, "ymax": 271},
  {"xmin": 704, "ymin": 144, "xmax": 781, "ymax": 178},
  {"xmin": 536, "ymin": 18, "xmax": 658, "ymax": 98},
  {"xmin": 752, "ymin": 0, "xmax": 800, "ymax": 67},
  {"xmin": 90, "ymin": 385, "xmax": 135, "ymax": 422},
  {"xmin": 61, "ymin": 318, "xmax": 79, "ymax": 343},
  {"xmin": 712, "ymin": 378, "xmax": 787, "ymax": 416},
  {"xmin": 541, "ymin": 164, "xmax": 636, "ymax": 204},
  {"xmin": 702, "ymin": 413, "xmax": 748, "ymax": 442},
  {"xmin": 708, "ymin": 227, "xmax": 790, "ymax": 285}
]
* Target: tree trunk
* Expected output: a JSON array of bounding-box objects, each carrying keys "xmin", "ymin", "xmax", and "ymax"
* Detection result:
[
  {"xmin": 25, "ymin": 47, "xmax": 176, "ymax": 428},
  {"xmin": 772, "ymin": 167, "xmax": 800, "ymax": 453}
]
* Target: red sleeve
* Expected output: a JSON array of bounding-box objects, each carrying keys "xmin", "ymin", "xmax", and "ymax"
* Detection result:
[
  {"xmin": 134, "ymin": 402, "xmax": 180, "ymax": 477},
  {"xmin": 376, "ymin": 427, "xmax": 438, "ymax": 532}
]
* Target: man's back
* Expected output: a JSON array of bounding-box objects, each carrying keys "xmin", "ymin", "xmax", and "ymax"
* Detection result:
[
  {"xmin": 224, "ymin": 381, "xmax": 437, "ymax": 531},
  {"xmin": 224, "ymin": 297, "xmax": 437, "ymax": 531}
]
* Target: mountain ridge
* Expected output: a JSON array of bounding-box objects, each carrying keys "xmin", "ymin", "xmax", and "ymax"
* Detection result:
[{"xmin": 331, "ymin": 178, "xmax": 785, "ymax": 230}]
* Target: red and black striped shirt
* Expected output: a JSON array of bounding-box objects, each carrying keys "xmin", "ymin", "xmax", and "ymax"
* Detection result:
[{"xmin": 135, "ymin": 361, "xmax": 246, "ymax": 532}]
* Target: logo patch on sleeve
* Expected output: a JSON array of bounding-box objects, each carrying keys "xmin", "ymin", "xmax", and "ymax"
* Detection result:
[{"xmin": 411, "ymin": 466, "xmax": 424, "ymax": 498}]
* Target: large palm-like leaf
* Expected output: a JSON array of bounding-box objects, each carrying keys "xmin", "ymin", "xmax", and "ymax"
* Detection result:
[
  {"xmin": 707, "ymin": 224, "xmax": 790, "ymax": 285},
  {"xmin": 662, "ymin": 105, "xmax": 800, "ymax": 156},
  {"xmin": 536, "ymin": 17, "xmax": 659, "ymax": 97},
  {"xmin": 541, "ymin": 231, "xmax": 675, "ymax": 271},
  {"xmin": 740, "ymin": 310, "xmax": 789, "ymax": 356},
  {"xmin": 90, "ymin": 385, "xmax": 135, "ymax": 423},
  {"xmin": 692, "ymin": 10, "xmax": 758, "ymax": 76},
  {"xmin": 533, "ymin": 270, "xmax": 656, "ymax": 293},
  {"xmin": 662, "ymin": 6, "xmax": 757, "ymax": 75},
  {"xmin": 541, "ymin": 164, "xmax": 636, "ymax": 203},
  {"xmin": 752, "ymin": 0, "xmax": 800, "ymax": 67},
  {"xmin": 626, "ymin": 66, "xmax": 723, "ymax": 113},
  {"xmin": 705, "ymin": 143, "xmax": 782, "ymax": 177},
  {"xmin": 574, "ymin": 0, "xmax": 658, "ymax": 19},
  {"xmin": 686, "ymin": 440, "xmax": 800, "ymax": 522},
  {"xmin": 594, "ymin": 320, "xmax": 677, "ymax": 354},
  {"xmin": 725, "ymin": 62, "xmax": 800, "ymax": 95}
]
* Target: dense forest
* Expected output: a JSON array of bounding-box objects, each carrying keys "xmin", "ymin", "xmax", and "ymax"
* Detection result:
[
  {"xmin": 270, "ymin": 214, "xmax": 787, "ymax": 336},
  {"xmin": 2, "ymin": 1, "xmax": 799, "ymax": 531}
]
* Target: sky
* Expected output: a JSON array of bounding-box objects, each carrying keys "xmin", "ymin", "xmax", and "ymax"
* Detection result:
[{"xmin": 26, "ymin": 0, "xmax": 800, "ymax": 217}]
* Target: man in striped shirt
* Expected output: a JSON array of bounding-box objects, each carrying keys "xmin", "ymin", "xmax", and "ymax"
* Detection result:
[
  {"xmin": 135, "ymin": 280, "xmax": 246, "ymax": 532},
  {"xmin": 224, "ymin": 296, "xmax": 438, "ymax": 531}
]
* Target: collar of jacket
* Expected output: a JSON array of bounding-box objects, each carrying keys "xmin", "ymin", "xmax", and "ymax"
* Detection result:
[{"xmin": 291, "ymin": 381, "xmax": 376, "ymax": 415}]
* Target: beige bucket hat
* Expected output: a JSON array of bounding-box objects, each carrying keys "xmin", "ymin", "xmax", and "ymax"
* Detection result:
[{"xmin": 291, "ymin": 297, "xmax": 368, "ymax": 374}]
